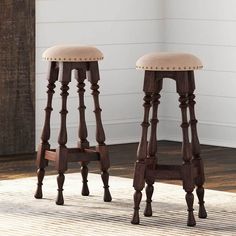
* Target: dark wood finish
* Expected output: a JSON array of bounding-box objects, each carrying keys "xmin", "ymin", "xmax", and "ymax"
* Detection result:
[
  {"xmin": 144, "ymin": 79, "xmax": 162, "ymax": 217},
  {"xmin": 188, "ymin": 71, "xmax": 207, "ymax": 219},
  {"xmin": 35, "ymin": 62, "xmax": 59, "ymax": 199},
  {"xmin": 81, "ymin": 163, "xmax": 89, "ymax": 196},
  {"xmin": 75, "ymin": 69, "xmax": 89, "ymax": 149},
  {"xmin": 132, "ymin": 70, "xmax": 207, "ymax": 227},
  {"xmin": 89, "ymin": 62, "xmax": 112, "ymax": 202},
  {"xmin": 35, "ymin": 61, "xmax": 112, "ymax": 205},
  {"xmin": 45, "ymin": 149, "xmax": 100, "ymax": 162},
  {"xmin": 53, "ymin": 63, "xmax": 71, "ymax": 205},
  {"xmin": 0, "ymin": 0, "xmax": 35, "ymax": 155},
  {"xmin": 176, "ymin": 73, "xmax": 196, "ymax": 226},
  {"xmin": 75, "ymin": 69, "xmax": 90, "ymax": 196},
  {"xmin": 56, "ymin": 172, "xmax": 65, "ymax": 205},
  {"xmin": 34, "ymin": 168, "xmax": 45, "ymax": 199},
  {"xmin": 131, "ymin": 71, "xmax": 153, "ymax": 224}
]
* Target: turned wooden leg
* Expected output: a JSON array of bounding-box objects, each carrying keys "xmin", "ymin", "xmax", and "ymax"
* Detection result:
[
  {"xmin": 132, "ymin": 71, "xmax": 158, "ymax": 224},
  {"xmin": 55, "ymin": 75, "xmax": 70, "ymax": 205},
  {"xmin": 35, "ymin": 62, "xmax": 58, "ymax": 199},
  {"xmin": 101, "ymin": 167, "xmax": 111, "ymax": 202},
  {"xmin": 75, "ymin": 69, "xmax": 90, "ymax": 196},
  {"xmin": 88, "ymin": 62, "xmax": 111, "ymax": 202},
  {"xmin": 178, "ymin": 91, "xmax": 196, "ymax": 227},
  {"xmin": 35, "ymin": 168, "xmax": 45, "ymax": 199},
  {"xmin": 144, "ymin": 181, "xmax": 154, "ymax": 217},
  {"xmin": 189, "ymin": 94, "xmax": 207, "ymax": 218},
  {"xmin": 132, "ymin": 89, "xmax": 152, "ymax": 224},
  {"xmin": 56, "ymin": 172, "xmax": 65, "ymax": 205},
  {"xmin": 144, "ymin": 81, "xmax": 162, "ymax": 217},
  {"xmin": 188, "ymin": 73, "xmax": 207, "ymax": 219},
  {"xmin": 81, "ymin": 162, "xmax": 89, "ymax": 196}
]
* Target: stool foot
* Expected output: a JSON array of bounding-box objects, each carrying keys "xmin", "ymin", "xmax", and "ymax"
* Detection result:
[
  {"xmin": 101, "ymin": 171, "xmax": 112, "ymax": 202},
  {"xmin": 56, "ymin": 172, "xmax": 65, "ymax": 205},
  {"xmin": 186, "ymin": 192, "xmax": 196, "ymax": 227},
  {"xmin": 196, "ymin": 186, "xmax": 207, "ymax": 218},
  {"xmin": 81, "ymin": 163, "xmax": 89, "ymax": 196},
  {"xmin": 131, "ymin": 190, "xmax": 142, "ymax": 224},
  {"xmin": 34, "ymin": 168, "xmax": 45, "ymax": 199},
  {"xmin": 144, "ymin": 184, "xmax": 154, "ymax": 217}
]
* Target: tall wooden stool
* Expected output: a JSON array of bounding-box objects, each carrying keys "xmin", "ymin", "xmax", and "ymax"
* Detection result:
[
  {"xmin": 35, "ymin": 45, "xmax": 112, "ymax": 205},
  {"xmin": 131, "ymin": 52, "xmax": 207, "ymax": 226}
]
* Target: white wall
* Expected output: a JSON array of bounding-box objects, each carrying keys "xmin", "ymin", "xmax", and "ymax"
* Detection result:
[
  {"xmin": 36, "ymin": 0, "xmax": 236, "ymax": 149},
  {"xmin": 162, "ymin": 0, "xmax": 236, "ymax": 147},
  {"xmin": 36, "ymin": 0, "xmax": 164, "ymax": 148}
]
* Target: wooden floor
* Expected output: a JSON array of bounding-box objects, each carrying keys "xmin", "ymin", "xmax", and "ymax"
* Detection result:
[{"xmin": 0, "ymin": 141, "xmax": 236, "ymax": 192}]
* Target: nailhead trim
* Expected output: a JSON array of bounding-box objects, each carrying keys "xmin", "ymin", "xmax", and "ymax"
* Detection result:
[
  {"xmin": 136, "ymin": 65, "xmax": 203, "ymax": 71},
  {"xmin": 43, "ymin": 56, "xmax": 104, "ymax": 61}
]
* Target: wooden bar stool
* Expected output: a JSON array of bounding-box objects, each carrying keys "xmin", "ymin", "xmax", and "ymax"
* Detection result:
[
  {"xmin": 131, "ymin": 52, "xmax": 207, "ymax": 226},
  {"xmin": 34, "ymin": 45, "xmax": 112, "ymax": 205}
]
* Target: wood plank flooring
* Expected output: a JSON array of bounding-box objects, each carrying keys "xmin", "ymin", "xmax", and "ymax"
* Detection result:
[{"xmin": 0, "ymin": 141, "xmax": 235, "ymax": 192}]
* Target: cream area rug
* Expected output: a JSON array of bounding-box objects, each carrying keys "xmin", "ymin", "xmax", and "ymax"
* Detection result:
[{"xmin": 0, "ymin": 173, "xmax": 236, "ymax": 236}]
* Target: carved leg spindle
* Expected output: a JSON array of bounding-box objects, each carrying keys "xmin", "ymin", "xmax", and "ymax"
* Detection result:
[
  {"xmin": 35, "ymin": 62, "xmax": 58, "ymax": 199},
  {"xmin": 144, "ymin": 90, "xmax": 161, "ymax": 217},
  {"xmin": 56, "ymin": 172, "xmax": 65, "ymax": 205},
  {"xmin": 81, "ymin": 163, "xmax": 89, "ymax": 196},
  {"xmin": 88, "ymin": 62, "xmax": 111, "ymax": 202},
  {"xmin": 56, "ymin": 79, "xmax": 69, "ymax": 205},
  {"xmin": 131, "ymin": 92, "xmax": 152, "ymax": 224},
  {"xmin": 179, "ymin": 92, "xmax": 196, "ymax": 227},
  {"xmin": 76, "ymin": 69, "xmax": 90, "ymax": 196},
  {"xmin": 188, "ymin": 75, "xmax": 207, "ymax": 218},
  {"xmin": 35, "ymin": 168, "xmax": 45, "ymax": 199}
]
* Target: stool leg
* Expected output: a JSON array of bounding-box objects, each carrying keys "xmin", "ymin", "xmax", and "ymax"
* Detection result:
[
  {"xmin": 76, "ymin": 69, "xmax": 90, "ymax": 196},
  {"xmin": 55, "ymin": 80, "xmax": 70, "ymax": 205},
  {"xmin": 131, "ymin": 92, "xmax": 152, "ymax": 224},
  {"xmin": 144, "ymin": 82, "xmax": 162, "ymax": 217},
  {"xmin": 57, "ymin": 171, "xmax": 65, "ymax": 205},
  {"xmin": 178, "ymin": 90, "xmax": 196, "ymax": 227},
  {"xmin": 81, "ymin": 162, "xmax": 89, "ymax": 196},
  {"xmin": 88, "ymin": 62, "xmax": 111, "ymax": 202},
  {"xmin": 188, "ymin": 74, "xmax": 207, "ymax": 219},
  {"xmin": 35, "ymin": 62, "xmax": 58, "ymax": 199}
]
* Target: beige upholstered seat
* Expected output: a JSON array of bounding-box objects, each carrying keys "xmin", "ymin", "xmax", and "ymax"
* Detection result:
[
  {"xmin": 42, "ymin": 45, "xmax": 104, "ymax": 62},
  {"xmin": 136, "ymin": 52, "xmax": 203, "ymax": 71}
]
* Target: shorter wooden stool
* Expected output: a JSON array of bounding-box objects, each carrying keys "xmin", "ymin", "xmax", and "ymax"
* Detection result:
[
  {"xmin": 131, "ymin": 52, "xmax": 207, "ymax": 226},
  {"xmin": 35, "ymin": 45, "xmax": 112, "ymax": 205}
]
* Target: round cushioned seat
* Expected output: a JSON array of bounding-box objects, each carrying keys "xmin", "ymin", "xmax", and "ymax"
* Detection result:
[
  {"xmin": 42, "ymin": 45, "xmax": 104, "ymax": 62},
  {"xmin": 136, "ymin": 52, "xmax": 203, "ymax": 71}
]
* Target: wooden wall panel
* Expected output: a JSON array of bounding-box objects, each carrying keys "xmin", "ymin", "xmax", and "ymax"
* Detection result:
[{"xmin": 0, "ymin": 0, "xmax": 35, "ymax": 155}]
